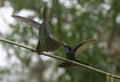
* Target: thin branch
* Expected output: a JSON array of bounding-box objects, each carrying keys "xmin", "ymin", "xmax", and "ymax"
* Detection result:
[
  {"xmin": 0, "ymin": 38, "xmax": 35, "ymax": 52},
  {"xmin": 0, "ymin": 38, "xmax": 120, "ymax": 79}
]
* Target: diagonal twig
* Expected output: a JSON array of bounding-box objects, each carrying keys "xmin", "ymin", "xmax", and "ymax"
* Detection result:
[{"xmin": 0, "ymin": 38, "xmax": 120, "ymax": 79}]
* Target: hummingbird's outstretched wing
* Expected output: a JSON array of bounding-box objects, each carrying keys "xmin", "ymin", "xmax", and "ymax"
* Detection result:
[
  {"xmin": 12, "ymin": 15, "xmax": 40, "ymax": 30},
  {"xmin": 58, "ymin": 60, "xmax": 89, "ymax": 68},
  {"xmin": 42, "ymin": 36, "xmax": 61, "ymax": 51},
  {"xmin": 36, "ymin": 36, "xmax": 61, "ymax": 54},
  {"xmin": 72, "ymin": 39, "xmax": 96, "ymax": 55}
]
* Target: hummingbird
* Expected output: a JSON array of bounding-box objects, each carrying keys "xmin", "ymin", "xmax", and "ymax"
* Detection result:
[
  {"xmin": 12, "ymin": 5, "xmax": 61, "ymax": 54},
  {"xmin": 58, "ymin": 39, "xmax": 96, "ymax": 67}
]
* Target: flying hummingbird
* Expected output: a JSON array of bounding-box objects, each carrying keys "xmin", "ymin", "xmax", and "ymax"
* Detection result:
[
  {"xmin": 12, "ymin": 5, "xmax": 61, "ymax": 54},
  {"xmin": 58, "ymin": 39, "xmax": 96, "ymax": 67}
]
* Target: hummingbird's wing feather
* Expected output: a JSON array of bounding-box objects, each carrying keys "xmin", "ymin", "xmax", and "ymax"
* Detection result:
[
  {"xmin": 12, "ymin": 15, "xmax": 40, "ymax": 30},
  {"xmin": 58, "ymin": 60, "xmax": 89, "ymax": 68},
  {"xmin": 73, "ymin": 39, "xmax": 96, "ymax": 55},
  {"xmin": 42, "ymin": 36, "xmax": 61, "ymax": 51}
]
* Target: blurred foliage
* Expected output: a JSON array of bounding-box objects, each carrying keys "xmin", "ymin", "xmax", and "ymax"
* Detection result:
[{"xmin": 0, "ymin": 0, "xmax": 120, "ymax": 82}]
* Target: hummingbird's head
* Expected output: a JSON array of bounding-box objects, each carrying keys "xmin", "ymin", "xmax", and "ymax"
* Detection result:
[{"xmin": 62, "ymin": 42, "xmax": 72, "ymax": 54}]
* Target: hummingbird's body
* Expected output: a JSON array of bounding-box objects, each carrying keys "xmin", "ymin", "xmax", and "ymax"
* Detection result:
[
  {"xmin": 12, "ymin": 5, "xmax": 60, "ymax": 55},
  {"xmin": 64, "ymin": 46, "xmax": 75, "ymax": 60},
  {"xmin": 58, "ymin": 39, "xmax": 96, "ymax": 67},
  {"xmin": 36, "ymin": 5, "xmax": 60, "ymax": 54}
]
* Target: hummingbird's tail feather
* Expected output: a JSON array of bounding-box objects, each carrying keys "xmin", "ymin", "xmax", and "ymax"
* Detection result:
[
  {"xmin": 42, "ymin": 36, "xmax": 61, "ymax": 51},
  {"xmin": 58, "ymin": 60, "xmax": 89, "ymax": 68},
  {"xmin": 36, "ymin": 40, "xmax": 42, "ymax": 55}
]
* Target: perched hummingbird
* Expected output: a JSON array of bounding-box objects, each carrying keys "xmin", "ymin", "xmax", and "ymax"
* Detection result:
[
  {"xmin": 58, "ymin": 39, "xmax": 96, "ymax": 67},
  {"xmin": 12, "ymin": 5, "xmax": 61, "ymax": 54}
]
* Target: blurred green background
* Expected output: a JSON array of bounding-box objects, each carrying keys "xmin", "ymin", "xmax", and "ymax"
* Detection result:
[{"xmin": 0, "ymin": 0, "xmax": 120, "ymax": 82}]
